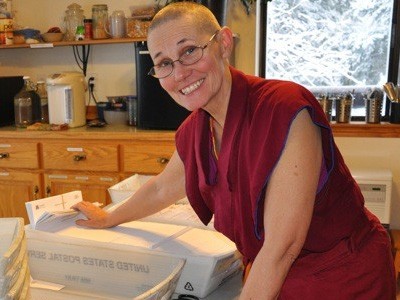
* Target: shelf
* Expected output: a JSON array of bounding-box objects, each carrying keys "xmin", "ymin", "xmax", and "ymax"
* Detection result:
[
  {"xmin": 331, "ymin": 122, "xmax": 400, "ymax": 138},
  {"xmin": 0, "ymin": 37, "xmax": 146, "ymax": 49}
]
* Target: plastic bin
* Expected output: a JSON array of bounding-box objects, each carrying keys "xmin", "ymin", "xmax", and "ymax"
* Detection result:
[{"xmin": 26, "ymin": 232, "xmax": 185, "ymax": 300}]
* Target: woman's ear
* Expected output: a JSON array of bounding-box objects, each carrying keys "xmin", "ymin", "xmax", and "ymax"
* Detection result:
[{"xmin": 218, "ymin": 26, "xmax": 234, "ymax": 60}]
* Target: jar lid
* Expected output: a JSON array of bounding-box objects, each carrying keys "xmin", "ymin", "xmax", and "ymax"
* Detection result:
[{"xmin": 92, "ymin": 4, "xmax": 108, "ymax": 11}]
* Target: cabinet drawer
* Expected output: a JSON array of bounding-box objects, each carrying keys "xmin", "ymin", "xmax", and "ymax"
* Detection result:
[
  {"xmin": 42, "ymin": 142, "xmax": 119, "ymax": 172},
  {"xmin": 124, "ymin": 140, "xmax": 175, "ymax": 174},
  {"xmin": 0, "ymin": 141, "xmax": 38, "ymax": 169}
]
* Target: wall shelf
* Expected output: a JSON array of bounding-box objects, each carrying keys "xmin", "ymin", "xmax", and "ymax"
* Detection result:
[{"xmin": 0, "ymin": 37, "xmax": 145, "ymax": 49}]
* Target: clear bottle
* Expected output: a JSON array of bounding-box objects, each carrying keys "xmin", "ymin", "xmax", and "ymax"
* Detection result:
[
  {"xmin": 36, "ymin": 81, "xmax": 49, "ymax": 123},
  {"xmin": 14, "ymin": 76, "xmax": 33, "ymax": 127}
]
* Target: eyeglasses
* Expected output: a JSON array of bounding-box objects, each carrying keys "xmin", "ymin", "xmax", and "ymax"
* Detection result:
[{"xmin": 148, "ymin": 30, "xmax": 219, "ymax": 79}]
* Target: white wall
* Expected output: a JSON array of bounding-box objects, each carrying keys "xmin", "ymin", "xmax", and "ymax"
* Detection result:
[{"xmin": 335, "ymin": 137, "xmax": 400, "ymax": 229}]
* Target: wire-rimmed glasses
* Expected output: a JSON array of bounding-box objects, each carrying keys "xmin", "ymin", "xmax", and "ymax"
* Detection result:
[{"xmin": 148, "ymin": 30, "xmax": 219, "ymax": 79}]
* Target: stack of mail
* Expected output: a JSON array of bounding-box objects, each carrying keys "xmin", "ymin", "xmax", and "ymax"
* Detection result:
[{"xmin": 0, "ymin": 218, "xmax": 30, "ymax": 300}]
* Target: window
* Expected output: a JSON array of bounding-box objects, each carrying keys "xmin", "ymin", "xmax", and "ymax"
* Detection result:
[{"xmin": 257, "ymin": 0, "xmax": 398, "ymax": 121}]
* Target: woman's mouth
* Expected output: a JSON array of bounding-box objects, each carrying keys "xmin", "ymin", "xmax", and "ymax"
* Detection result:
[{"xmin": 180, "ymin": 79, "xmax": 204, "ymax": 95}]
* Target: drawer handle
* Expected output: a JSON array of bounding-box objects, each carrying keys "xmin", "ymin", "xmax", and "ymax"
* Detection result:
[
  {"xmin": 157, "ymin": 157, "xmax": 169, "ymax": 164},
  {"xmin": 0, "ymin": 152, "xmax": 10, "ymax": 159},
  {"xmin": 33, "ymin": 185, "xmax": 39, "ymax": 200},
  {"xmin": 73, "ymin": 154, "xmax": 87, "ymax": 161},
  {"xmin": 46, "ymin": 186, "xmax": 51, "ymax": 197}
]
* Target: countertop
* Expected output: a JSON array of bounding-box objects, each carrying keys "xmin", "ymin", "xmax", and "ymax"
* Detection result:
[{"xmin": 0, "ymin": 124, "xmax": 176, "ymax": 141}]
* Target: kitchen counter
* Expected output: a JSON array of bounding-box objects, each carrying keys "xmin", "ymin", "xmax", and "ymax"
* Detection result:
[
  {"xmin": 2, "ymin": 121, "xmax": 400, "ymax": 139},
  {"xmin": 0, "ymin": 124, "xmax": 176, "ymax": 141}
]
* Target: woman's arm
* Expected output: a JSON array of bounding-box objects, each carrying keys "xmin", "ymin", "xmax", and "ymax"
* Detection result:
[
  {"xmin": 72, "ymin": 150, "xmax": 187, "ymax": 228},
  {"xmin": 239, "ymin": 109, "xmax": 322, "ymax": 299}
]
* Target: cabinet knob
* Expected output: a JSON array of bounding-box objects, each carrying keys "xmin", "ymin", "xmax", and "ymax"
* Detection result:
[
  {"xmin": 0, "ymin": 152, "xmax": 10, "ymax": 159},
  {"xmin": 73, "ymin": 154, "xmax": 87, "ymax": 161},
  {"xmin": 157, "ymin": 157, "xmax": 169, "ymax": 164},
  {"xmin": 46, "ymin": 186, "xmax": 51, "ymax": 197},
  {"xmin": 33, "ymin": 185, "xmax": 39, "ymax": 200}
]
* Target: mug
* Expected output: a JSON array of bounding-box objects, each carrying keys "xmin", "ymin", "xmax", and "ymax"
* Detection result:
[{"xmin": 107, "ymin": 10, "xmax": 126, "ymax": 38}]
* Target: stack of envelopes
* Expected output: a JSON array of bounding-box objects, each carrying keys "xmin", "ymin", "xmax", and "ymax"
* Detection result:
[{"xmin": 0, "ymin": 218, "xmax": 30, "ymax": 300}]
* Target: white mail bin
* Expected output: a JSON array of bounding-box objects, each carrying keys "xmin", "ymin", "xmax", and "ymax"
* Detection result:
[{"xmin": 26, "ymin": 230, "xmax": 185, "ymax": 300}]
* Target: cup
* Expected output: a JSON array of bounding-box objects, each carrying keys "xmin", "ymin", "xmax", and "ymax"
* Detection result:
[
  {"xmin": 390, "ymin": 102, "xmax": 400, "ymax": 124},
  {"xmin": 108, "ymin": 10, "xmax": 126, "ymax": 38}
]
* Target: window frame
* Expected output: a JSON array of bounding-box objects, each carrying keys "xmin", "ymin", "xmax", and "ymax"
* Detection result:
[{"xmin": 256, "ymin": 0, "xmax": 400, "ymax": 122}]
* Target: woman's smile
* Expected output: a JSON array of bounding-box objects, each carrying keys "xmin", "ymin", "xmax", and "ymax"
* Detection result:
[{"xmin": 180, "ymin": 78, "xmax": 205, "ymax": 95}]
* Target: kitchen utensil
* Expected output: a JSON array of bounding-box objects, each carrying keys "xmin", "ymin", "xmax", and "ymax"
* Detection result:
[
  {"xmin": 383, "ymin": 82, "xmax": 397, "ymax": 102},
  {"xmin": 335, "ymin": 93, "xmax": 353, "ymax": 123},
  {"xmin": 365, "ymin": 88, "xmax": 383, "ymax": 124},
  {"xmin": 317, "ymin": 94, "xmax": 332, "ymax": 122}
]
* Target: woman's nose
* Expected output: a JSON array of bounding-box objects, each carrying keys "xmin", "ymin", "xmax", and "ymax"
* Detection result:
[{"xmin": 173, "ymin": 62, "xmax": 191, "ymax": 81}]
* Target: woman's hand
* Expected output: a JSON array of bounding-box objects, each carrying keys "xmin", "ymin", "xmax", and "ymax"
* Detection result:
[{"xmin": 71, "ymin": 201, "xmax": 111, "ymax": 229}]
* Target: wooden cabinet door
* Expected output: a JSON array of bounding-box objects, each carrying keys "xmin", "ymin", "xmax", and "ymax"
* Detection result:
[
  {"xmin": 44, "ymin": 173, "xmax": 120, "ymax": 206},
  {"xmin": 0, "ymin": 171, "xmax": 41, "ymax": 224},
  {"xmin": 123, "ymin": 140, "xmax": 175, "ymax": 174}
]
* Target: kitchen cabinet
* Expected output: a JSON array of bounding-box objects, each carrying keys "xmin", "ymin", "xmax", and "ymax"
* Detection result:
[
  {"xmin": 44, "ymin": 172, "xmax": 119, "ymax": 205},
  {"xmin": 0, "ymin": 171, "xmax": 41, "ymax": 224},
  {"xmin": 123, "ymin": 140, "xmax": 175, "ymax": 174},
  {"xmin": 0, "ymin": 139, "xmax": 42, "ymax": 223},
  {"xmin": 0, "ymin": 125, "xmax": 176, "ymax": 223}
]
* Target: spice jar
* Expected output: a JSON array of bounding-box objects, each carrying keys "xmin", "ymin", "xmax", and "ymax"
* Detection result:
[
  {"xmin": 92, "ymin": 4, "xmax": 109, "ymax": 39},
  {"xmin": 84, "ymin": 18, "xmax": 92, "ymax": 39}
]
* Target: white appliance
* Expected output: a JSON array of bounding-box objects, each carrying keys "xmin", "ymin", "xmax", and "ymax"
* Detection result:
[
  {"xmin": 351, "ymin": 168, "xmax": 392, "ymax": 228},
  {"xmin": 46, "ymin": 72, "xmax": 86, "ymax": 128}
]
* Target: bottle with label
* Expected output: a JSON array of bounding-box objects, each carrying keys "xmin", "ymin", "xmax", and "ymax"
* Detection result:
[
  {"xmin": 36, "ymin": 81, "xmax": 49, "ymax": 123},
  {"xmin": 14, "ymin": 76, "xmax": 33, "ymax": 127}
]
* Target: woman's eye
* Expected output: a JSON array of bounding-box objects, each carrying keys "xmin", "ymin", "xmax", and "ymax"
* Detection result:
[
  {"xmin": 183, "ymin": 46, "xmax": 197, "ymax": 57},
  {"xmin": 158, "ymin": 60, "xmax": 172, "ymax": 68}
]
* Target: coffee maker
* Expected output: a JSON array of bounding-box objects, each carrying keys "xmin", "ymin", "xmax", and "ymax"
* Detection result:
[{"xmin": 46, "ymin": 72, "xmax": 87, "ymax": 128}]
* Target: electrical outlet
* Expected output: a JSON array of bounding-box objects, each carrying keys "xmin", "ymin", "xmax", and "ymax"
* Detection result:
[{"xmin": 87, "ymin": 73, "xmax": 97, "ymax": 83}]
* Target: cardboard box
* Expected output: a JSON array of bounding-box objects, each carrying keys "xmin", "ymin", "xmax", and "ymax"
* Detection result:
[{"xmin": 25, "ymin": 220, "xmax": 241, "ymax": 298}]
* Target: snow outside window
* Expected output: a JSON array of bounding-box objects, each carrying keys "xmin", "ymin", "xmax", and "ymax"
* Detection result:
[{"xmin": 263, "ymin": 0, "xmax": 393, "ymax": 120}]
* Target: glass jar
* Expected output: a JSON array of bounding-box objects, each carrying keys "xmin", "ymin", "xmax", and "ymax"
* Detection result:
[
  {"xmin": 14, "ymin": 76, "xmax": 33, "ymax": 127},
  {"xmin": 64, "ymin": 3, "xmax": 85, "ymax": 41},
  {"xmin": 36, "ymin": 81, "xmax": 49, "ymax": 123},
  {"xmin": 92, "ymin": 4, "xmax": 109, "ymax": 39}
]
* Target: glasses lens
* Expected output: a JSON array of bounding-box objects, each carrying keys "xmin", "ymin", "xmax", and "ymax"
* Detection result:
[
  {"xmin": 149, "ymin": 64, "xmax": 173, "ymax": 79},
  {"xmin": 180, "ymin": 47, "xmax": 203, "ymax": 66}
]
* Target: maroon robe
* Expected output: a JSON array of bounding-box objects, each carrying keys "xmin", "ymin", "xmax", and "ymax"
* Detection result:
[{"xmin": 175, "ymin": 67, "xmax": 396, "ymax": 299}]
